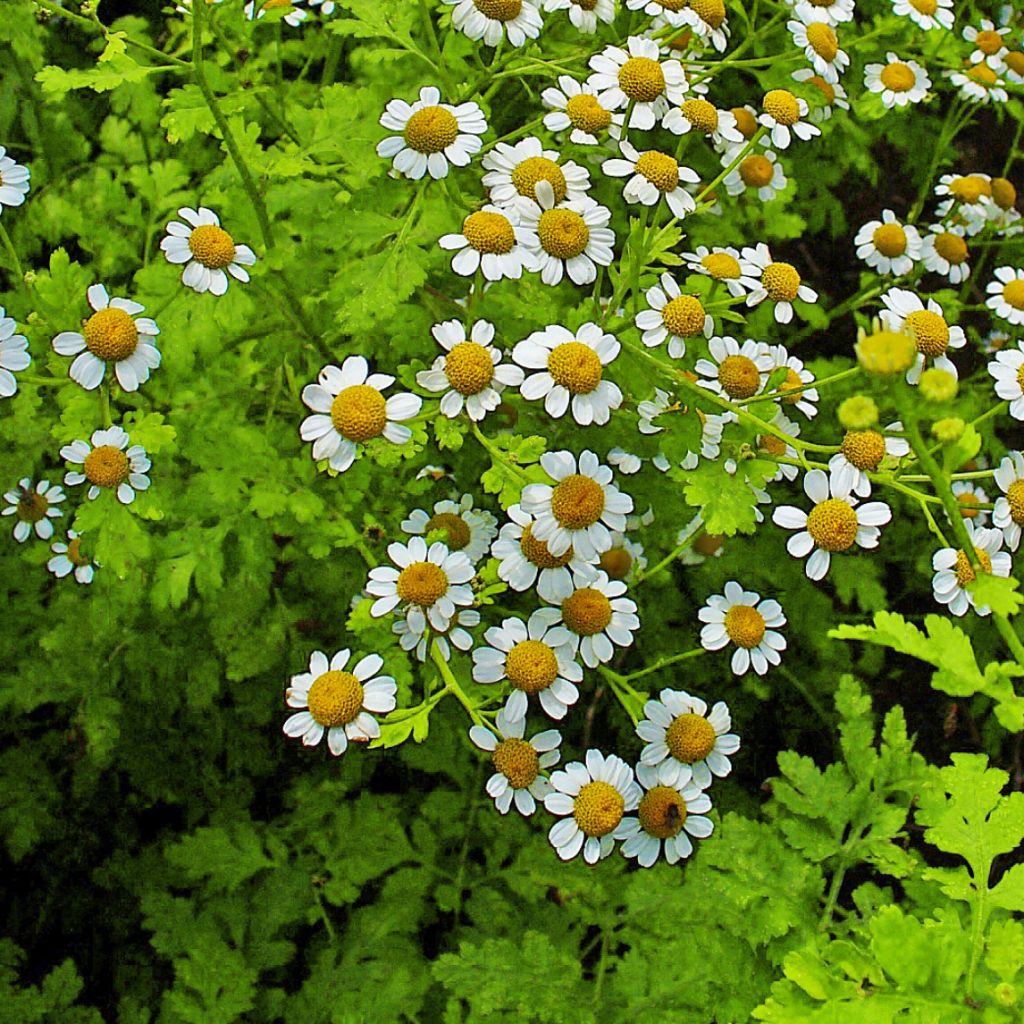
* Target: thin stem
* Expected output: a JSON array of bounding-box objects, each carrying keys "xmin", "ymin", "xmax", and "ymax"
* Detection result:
[
  {"xmin": 0, "ymin": 221, "xmax": 25, "ymax": 286},
  {"xmin": 470, "ymin": 422, "xmax": 531, "ymax": 484},
  {"xmin": 432, "ymin": 641, "xmax": 485, "ymax": 725},
  {"xmin": 624, "ymin": 648, "xmax": 706, "ymax": 683},
  {"xmin": 695, "ymin": 126, "xmax": 767, "ymax": 206},
  {"xmin": 637, "ymin": 527, "xmax": 700, "ymax": 583}
]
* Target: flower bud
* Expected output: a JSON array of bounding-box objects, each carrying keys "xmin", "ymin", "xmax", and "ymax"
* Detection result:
[
  {"xmin": 919, "ymin": 368, "xmax": 958, "ymax": 403},
  {"xmin": 931, "ymin": 417, "xmax": 965, "ymax": 443},
  {"xmin": 837, "ymin": 395, "xmax": 878, "ymax": 430},
  {"xmin": 854, "ymin": 322, "xmax": 916, "ymax": 376}
]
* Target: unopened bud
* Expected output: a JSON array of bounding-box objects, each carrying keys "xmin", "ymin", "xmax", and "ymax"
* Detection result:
[{"xmin": 838, "ymin": 395, "xmax": 878, "ymax": 430}]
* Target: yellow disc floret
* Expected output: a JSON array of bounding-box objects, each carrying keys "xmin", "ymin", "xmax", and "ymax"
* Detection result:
[
  {"xmin": 758, "ymin": 433, "xmax": 788, "ymax": 457},
  {"xmin": 462, "ymin": 211, "xmax": 515, "ymax": 254},
  {"xmin": 662, "ymin": 295, "xmax": 706, "ymax": 337},
  {"xmin": 395, "ymin": 561, "xmax": 449, "ymax": 606},
  {"xmin": 520, "ymin": 523, "xmax": 574, "ymax": 569},
  {"xmin": 880, "ymin": 62, "xmax": 917, "ymax": 92},
  {"xmin": 473, "ymin": 0, "xmax": 523, "ymax": 19},
  {"xmin": 957, "ymin": 491, "xmax": 981, "ymax": 519},
  {"xmin": 841, "ymin": 430, "xmax": 886, "ymax": 471},
  {"xmin": 307, "ymin": 670, "xmax": 364, "ymax": 727},
  {"xmin": 505, "ymin": 639, "xmax": 558, "ymax": 693},
  {"xmin": 718, "ymin": 354, "xmax": 761, "ymax": 399},
  {"xmin": 635, "ymin": 150, "xmax": 680, "ymax": 192},
  {"xmin": 445, "ymin": 342, "xmax": 495, "ymax": 395},
  {"xmin": 83, "ymin": 446, "xmax": 130, "ymax": 489},
  {"xmin": 806, "ymin": 497, "xmax": 859, "ymax": 551},
  {"xmin": 689, "ymin": 0, "xmax": 726, "ymax": 29},
  {"xmin": 1005, "ymin": 481, "xmax": 1024, "ymax": 525},
  {"xmin": 511, "ymin": 156, "xmax": 567, "ymax": 204},
  {"xmin": 618, "ymin": 57, "xmax": 666, "ymax": 103},
  {"xmin": 779, "ymin": 368, "xmax": 806, "ymax": 405},
  {"xmin": 873, "ymin": 223, "xmax": 908, "ymax": 257},
  {"xmin": 1003, "ymin": 280, "xmax": 1024, "ymax": 311},
  {"xmin": 905, "ymin": 309, "xmax": 950, "ymax": 356},
  {"xmin": 188, "ymin": 224, "xmax": 236, "ymax": 269},
  {"xmin": 565, "ymin": 93, "xmax": 612, "ymax": 134},
  {"xmin": 967, "ymin": 64, "xmax": 998, "ymax": 87},
  {"xmin": 665, "ymin": 713, "xmax": 717, "ymax": 763},
  {"xmin": 492, "ymin": 737, "xmax": 540, "ymax": 788},
  {"xmin": 550, "ymin": 474, "xmax": 605, "ymax": 530},
  {"xmin": 403, "ymin": 106, "xmax": 459, "ymax": 154},
  {"xmin": 908, "ymin": 0, "xmax": 937, "ymax": 12},
  {"xmin": 739, "ymin": 155, "xmax": 774, "ymax": 189},
  {"xmin": 724, "ymin": 604, "xmax": 766, "ymax": 649},
  {"xmin": 762, "ymin": 262, "xmax": 801, "ymax": 301},
  {"xmin": 548, "ymin": 341, "xmax": 603, "ymax": 395},
  {"xmin": 954, "ymin": 546, "xmax": 993, "ymax": 587},
  {"xmin": 425, "ymin": 512, "xmax": 471, "ymax": 550},
  {"xmin": 83, "ymin": 308, "xmax": 138, "ymax": 362},
  {"xmin": 681, "ymin": 98, "xmax": 719, "ymax": 134},
  {"xmin": 561, "ymin": 587, "xmax": 613, "ymax": 636},
  {"xmin": 330, "ymin": 384, "xmax": 387, "ymax": 442},
  {"xmin": 573, "ymin": 780, "xmax": 625, "ymax": 837},
  {"xmin": 638, "ymin": 785, "xmax": 687, "ymax": 839},
  {"xmin": 991, "ymin": 178, "xmax": 1017, "ymax": 211},
  {"xmin": 599, "ymin": 546, "xmax": 632, "ymax": 580},
  {"xmin": 933, "ymin": 231, "xmax": 968, "ymax": 265},
  {"xmin": 806, "ymin": 74, "xmax": 836, "ymax": 103},
  {"xmin": 763, "ymin": 89, "xmax": 801, "ymax": 125},
  {"xmin": 949, "ymin": 175, "xmax": 992, "ymax": 204},
  {"xmin": 1005, "ymin": 52, "xmax": 1024, "ymax": 78},
  {"xmin": 66, "ymin": 537, "xmax": 90, "ymax": 567},
  {"xmin": 701, "ymin": 252, "xmax": 741, "ymax": 280},
  {"xmin": 855, "ymin": 325, "xmax": 917, "ymax": 375},
  {"xmin": 16, "ymin": 490, "xmax": 48, "ymax": 523},
  {"xmin": 730, "ymin": 106, "xmax": 758, "ymax": 139},
  {"xmin": 974, "ymin": 29, "xmax": 1004, "ymax": 55},
  {"xmin": 805, "ymin": 22, "xmax": 839, "ymax": 61},
  {"xmin": 537, "ymin": 208, "xmax": 590, "ymax": 259}
]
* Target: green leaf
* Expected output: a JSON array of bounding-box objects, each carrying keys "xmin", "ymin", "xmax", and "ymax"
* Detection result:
[{"xmin": 966, "ymin": 572, "xmax": 1023, "ymax": 618}]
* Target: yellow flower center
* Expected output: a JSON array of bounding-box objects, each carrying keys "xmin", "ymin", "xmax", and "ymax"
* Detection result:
[
  {"xmin": 957, "ymin": 491, "xmax": 982, "ymax": 519},
  {"xmin": 724, "ymin": 604, "xmax": 766, "ymax": 649},
  {"xmin": 16, "ymin": 490, "xmax": 48, "ymax": 523},
  {"xmin": 462, "ymin": 211, "xmax": 515, "ymax": 255},
  {"xmin": 763, "ymin": 89, "xmax": 800, "ymax": 125},
  {"xmin": 187, "ymin": 224, "xmax": 236, "ymax": 269},
  {"xmin": 565, "ymin": 93, "xmax": 612, "ymax": 134},
  {"xmin": 975, "ymin": 29, "xmax": 1004, "ymax": 55},
  {"xmin": 403, "ymin": 106, "xmax": 459, "ymax": 154},
  {"xmin": 856, "ymin": 328, "xmax": 917, "ymax": 374},
  {"xmin": 492, "ymin": 737, "xmax": 540, "ymax": 788},
  {"xmin": 83, "ymin": 446, "xmax": 130, "ymax": 489},
  {"xmin": 806, "ymin": 22, "xmax": 839, "ymax": 61},
  {"xmin": 907, "ymin": 0, "xmax": 937, "ymax": 12},
  {"xmin": 519, "ymin": 522, "xmax": 574, "ymax": 569},
  {"xmin": 905, "ymin": 309, "xmax": 950, "ymax": 356},
  {"xmin": 444, "ymin": 342, "xmax": 494, "ymax": 396},
  {"xmin": 572, "ymin": 0, "xmax": 598, "ymax": 9},
  {"xmin": 779, "ymin": 368, "xmax": 806, "ymax": 404},
  {"xmin": 425, "ymin": 512, "xmax": 471, "ymax": 550},
  {"xmin": 395, "ymin": 561, "xmax": 449, "ymax": 606},
  {"xmin": 949, "ymin": 175, "xmax": 992, "ymax": 203},
  {"xmin": 550, "ymin": 474, "xmax": 605, "ymax": 530},
  {"xmin": 689, "ymin": 0, "xmax": 726, "ymax": 29},
  {"xmin": 954, "ymin": 546, "xmax": 992, "ymax": 587},
  {"xmin": 1005, "ymin": 51, "xmax": 1024, "ymax": 77},
  {"xmin": 561, "ymin": 587, "xmax": 613, "ymax": 637},
  {"xmin": 537, "ymin": 208, "xmax": 590, "ymax": 259},
  {"xmin": 665, "ymin": 713, "xmax": 717, "ymax": 763},
  {"xmin": 872, "ymin": 222, "xmax": 908, "ymax": 257},
  {"xmin": 511, "ymin": 156, "xmax": 567, "ymax": 204},
  {"xmin": 681, "ymin": 98, "xmax": 720, "ymax": 134},
  {"xmin": 330, "ymin": 384, "xmax": 387, "ymax": 442},
  {"xmin": 618, "ymin": 56, "xmax": 666, "ymax": 103},
  {"xmin": 66, "ymin": 537, "xmax": 90, "ymax": 566},
  {"xmin": 701, "ymin": 252, "xmax": 741, "ymax": 280},
  {"xmin": 730, "ymin": 106, "xmax": 758, "ymax": 139},
  {"xmin": 739, "ymin": 154, "xmax": 774, "ymax": 188},
  {"xmin": 638, "ymin": 785, "xmax": 687, "ymax": 839},
  {"xmin": 762, "ymin": 261, "xmax": 801, "ymax": 301},
  {"xmin": 661, "ymin": 295, "xmax": 706, "ymax": 337},
  {"xmin": 991, "ymin": 178, "xmax": 1017, "ymax": 211},
  {"xmin": 1003, "ymin": 280, "xmax": 1024, "ymax": 310},
  {"xmin": 505, "ymin": 639, "xmax": 558, "ymax": 693},
  {"xmin": 473, "ymin": 0, "xmax": 522, "ymax": 20},
  {"xmin": 306, "ymin": 670, "xmax": 364, "ymax": 727},
  {"xmin": 598, "ymin": 546, "xmax": 632, "ymax": 580},
  {"xmin": 547, "ymin": 341, "xmax": 603, "ymax": 395},
  {"xmin": 880, "ymin": 62, "xmax": 917, "ymax": 92},
  {"xmin": 658, "ymin": 0, "xmax": 687, "ymax": 9},
  {"xmin": 82, "ymin": 307, "xmax": 138, "ymax": 362},
  {"xmin": 635, "ymin": 150, "xmax": 680, "ymax": 192},
  {"xmin": 806, "ymin": 74, "xmax": 836, "ymax": 103},
  {"xmin": 1005, "ymin": 480, "xmax": 1024, "ymax": 524},
  {"xmin": 573, "ymin": 780, "xmax": 625, "ymax": 837},
  {"xmin": 694, "ymin": 532, "xmax": 724, "ymax": 556},
  {"xmin": 758, "ymin": 433, "xmax": 788, "ymax": 457},
  {"xmin": 967, "ymin": 63, "xmax": 998, "ymax": 86},
  {"xmin": 933, "ymin": 231, "xmax": 968, "ymax": 264},
  {"xmin": 717, "ymin": 354, "xmax": 761, "ymax": 399},
  {"xmin": 806, "ymin": 497, "xmax": 859, "ymax": 552},
  {"xmin": 841, "ymin": 429, "xmax": 886, "ymax": 470}
]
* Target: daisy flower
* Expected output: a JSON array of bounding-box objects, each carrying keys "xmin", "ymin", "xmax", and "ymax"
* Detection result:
[
  {"xmin": 2, "ymin": 478, "xmax": 64, "ymax": 542},
  {"xmin": 377, "ymin": 87, "xmax": 486, "ymax": 180},
  {"xmin": 545, "ymin": 750, "xmax": 641, "ymax": 863},
  {"xmin": 627, "ymin": 0, "xmax": 689, "ymax": 24},
  {"xmin": 662, "ymin": 98, "xmax": 744, "ymax": 146},
  {"xmin": 988, "ymin": 178, "xmax": 1022, "ymax": 232},
  {"xmin": 986, "ymin": 267, "xmax": 1024, "ymax": 326},
  {"xmin": 788, "ymin": 19, "xmax": 849, "ymax": 84},
  {"xmin": 492, "ymin": 504, "xmax": 597, "ymax": 602},
  {"xmin": 283, "ymin": 649, "xmax": 397, "ymax": 755},
  {"xmin": 989, "ymin": 341, "xmax": 1024, "ymax": 419},
  {"xmin": 993, "ymin": 451, "xmax": 1024, "ymax": 551},
  {"xmin": 442, "ymin": 0, "xmax": 542, "ymax": 47},
  {"xmin": 793, "ymin": 0, "xmax": 854, "ymax": 25},
  {"xmin": 684, "ymin": 0, "xmax": 731, "ymax": 51},
  {"xmin": 51, "ymin": 284, "xmax": 160, "ymax": 393},
  {"xmin": 481, "ymin": 137, "xmax": 591, "ymax": 209},
  {"xmin": 742, "ymin": 242, "xmax": 818, "ymax": 323},
  {"xmin": 864, "ymin": 54, "xmax": 931, "ymax": 108},
  {"xmin": 541, "ymin": 76, "xmax": 623, "ymax": 145},
  {"xmin": 635, "ymin": 273, "xmax": 712, "ymax": 359},
  {"xmin": 245, "ymin": 0, "xmax": 307, "ymax": 26},
  {"xmin": 472, "ymin": 612, "xmax": 582, "ymax": 721},
  {"xmin": 757, "ymin": 415, "xmax": 801, "ymax": 482},
  {"xmin": 828, "ymin": 423, "xmax": 909, "ymax": 497},
  {"xmin": 598, "ymin": 532, "xmax": 646, "ymax": 583},
  {"xmin": 879, "ymin": 288, "xmax": 966, "ymax": 383},
  {"xmin": 934, "ymin": 172, "xmax": 993, "ymax": 214},
  {"xmin": 394, "ymin": 606, "xmax": 479, "ymax": 662},
  {"xmin": 0, "ymin": 146, "xmax": 30, "ymax": 213},
  {"xmin": 416, "ymin": 319, "xmax": 522, "ymax": 422},
  {"xmin": 921, "ymin": 227, "xmax": 970, "ymax": 284},
  {"xmin": 47, "ymin": 530, "xmax": 97, "ymax": 585},
  {"xmin": 758, "ymin": 88, "xmax": 821, "ymax": 149},
  {"xmin": 1005, "ymin": 49, "xmax": 1024, "ymax": 85},
  {"xmin": 586, "ymin": 36, "xmax": 687, "ymax": 131},
  {"xmin": 637, "ymin": 689, "xmax": 739, "ymax": 790},
  {"xmin": 947, "ymin": 63, "xmax": 1009, "ymax": 104},
  {"xmin": 892, "ymin": 0, "xmax": 952, "ymax": 30},
  {"xmin": 964, "ymin": 19, "xmax": 1010, "ymax": 71},
  {"xmin": 854, "ymin": 210, "xmax": 922, "ymax": 276},
  {"xmin": 772, "ymin": 469, "xmax": 892, "ymax": 581},
  {"xmin": 601, "ymin": 140, "xmax": 700, "ymax": 220},
  {"xmin": 791, "ymin": 68, "xmax": 850, "ymax": 122},
  {"xmin": 367, "ymin": 537, "xmax": 474, "ymax": 633},
  {"xmin": 767, "ymin": 344, "xmax": 820, "ymax": 419},
  {"xmin": 699, "ymin": 581, "xmax": 786, "ymax": 676},
  {"xmin": 932, "ymin": 524, "xmax": 1012, "ymax": 617},
  {"xmin": 520, "ymin": 449, "xmax": 633, "ymax": 560},
  {"xmin": 695, "ymin": 336, "xmax": 774, "ymax": 401},
  {"xmin": 516, "ymin": 180, "xmax": 615, "ymax": 286},
  {"xmin": 535, "ymin": 571, "xmax": 639, "ymax": 668},
  {"xmin": 724, "ymin": 150, "xmax": 787, "ymax": 202},
  {"xmin": 951, "ymin": 481, "xmax": 990, "ymax": 526},
  {"xmin": 160, "ymin": 207, "xmax": 256, "ymax": 295},
  {"xmin": 61, "ymin": 426, "xmax": 150, "ymax": 505},
  {"xmin": 681, "ymin": 246, "xmax": 759, "ymax": 298},
  {"xmin": 543, "ymin": 0, "xmax": 614, "ymax": 32},
  {"xmin": 619, "ymin": 763, "xmax": 714, "ymax": 867},
  {"xmin": 438, "ymin": 205, "xmax": 528, "ymax": 281},
  {"xmin": 402, "ymin": 493, "xmax": 497, "ymax": 563},
  {"xmin": 0, "ymin": 307, "xmax": 29, "ymax": 398},
  {"xmin": 469, "ymin": 708, "xmax": 561, "ymax": 816}
]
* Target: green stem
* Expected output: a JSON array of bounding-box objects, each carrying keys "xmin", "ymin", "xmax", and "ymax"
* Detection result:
[
  {"xmin": 0, "ymin": 221, "xmax": 25, "ymax": 286},
  {"xmin": 624, "ymin": 648, "xmax": 706, "ymax": 683},
  {"xmin": 637, "ymin": 527, "xmax": 700, "ymax": 583},
  {"xmin": 695, "ymin": 126, "xmax": 767, "ymax": 206},
  {"xmin": 432, "ymin": 641, "xmax": 485, "ymax": 725},
  {"xmin": 732, "ymin": 365, "xmax": 860, "ymax": 406},
  {"xmin": 470, "ymin": 422, "xmax": 531, "ymax": 484}
]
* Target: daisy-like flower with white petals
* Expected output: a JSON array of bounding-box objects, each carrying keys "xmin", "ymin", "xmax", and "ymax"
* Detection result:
[
  {"xmin": 791, "ymin": 68, "xmax": 850, "ymax": 122},
  {"xmin": 543, "ymin": 0, "xmax": 614, "ymax": 32},
  {"xmin": 695, "ymin": 336, "xmax": 774, "ymax": 401},
  {"xmin": 160, "ymin": 207, "xmax": 256, "ymax": 295},
  {"xmin": 988, "ymin": 179, "xmax": 1022, "ymax": 233},
  {"xmin": 879, "ymin": 288, "xmax": 966, "ymax": 384},
  {"xmin": 402, "ymin": 493, "xmax": 497, "ymax": 563},
  {"xmin": 682, "ymin": 246, "xmax": 759, "ymax": 298},
  {"xmin": 443, "ymin": 0, "xmax": 542, "ymax": 47},
  {"xmin": 921, "ymin": 226, "xmax": 970, "ymax": 284},
  {"xmin": 439, "ymin": 205, "xmax": 528, "ymax": 281},
  {"xmin": 597, "ymin": 532, "xmax": 646, "ymax": 583},
  {"xmin": 932, "ymin": 524, "xmax": 1012, "ymax": 617},
  {"xmin": 1005, "ymin": 50, "xmax": 1024, "ymax": 86},
  {"xmin": 627, "ymin": 0, "xmax": 689, "ymax": 25},
  {"xmin": 473, "ymin": 612, "xmax": 582, "ymax": 721},
  {"xmin": 947, "ymin": 63, "xmax": 1009, "ymax": 105},
  {"xmin": 61, "ymin": 426, "xmax": 150, "ymax": 505},
  {"xmin": 636, "ymin": 273, "xmax": 712, "ymax": 358},
  {"xmin": 417, "ymin": 319, "xmax": 522, "ymax": 422},
  {"xmin": 2, "ymin": 478, "xmax": 64, "ymax": 542},
  {"xmin": 301, "ymin": 356, "xmax": 421, "ymax": 473},
  {"xmin": 759, "ymin": 88, "xmax": 820, "ymax": 149},
  {"xmin": 724, "ymin": 149, "xmax": 787, "ymax": 202},
  {"xmin": 699, "ymin": 581, "xmax": 786, "ymax": 676},
  {"xmin": 788, "ymin": 19, "xmax": 849, "ymax": 83},
  {"xmin": 994, "ymin": 452, "xmax": 1024, "ymax": 551},
  {"xmin": 367, "ymin": 537, "xmax": 474, "ymax": 634},
  {"xmin": 520, "ymin": 449, "xmax": 633, "ymax": 560},
  {"xmin": 757, "ymin": 415, "xmax": 801, "ymax": 482},
  {"xmin": 283, "ymin": 649, "xmax": 397, "ymax": 755},
  {"xmin": 619, "ymin": 763, "xmax": 714, "ymax": 867},
  {"xmin": 683, "ymin": 0, "xmax": 731, "ymax": 51},
  {"xmin": 637, "ymin": 689, "xmax": 739, "ymax": 790},
  {"xmin": 662, "ymin": 97, "xmax": 744, "ymax": 147},
  {"xmin": 545, "ymin": 750, "xmax": 641, "ymax": 863},
  {"xmin": 394, "ymin": 606, "xmax": 480, "ymax": 663},
  {"xmin": 245, "ymin": 0, "xmax": 307, "ymax": 26},
  {"xmin": 773, "ymin": 469, "xmax": 892, "ymax": 580},
  {"xmin": 989, "ymin": 341, "xmax": 1024, "ymax": 419},
  {"xmin": 47, "ymin": 530, "xmax": 97, "ymax": 585},
  {"xmin": 52, "ymin": 284, "xmax": 160, "ymax": 393},
  {"xmin": 934, "ymin": 173, "xmax": 992, "ymax": 233},
  {"xmin": 513, "ymin": 322, "xmax": 621, "ymax": 426},
  {"xmin": 469, "ymin": 707, "xmax": 561, "ymax": 816},
  {"xmin": 541, "ymin": 76, "xmax": 623, "ymax": 145},
  {"xmin": 377, "ymin": 87, "xmax": 486, "ymax": 180},
  {"xmin": 492, "ymin": 504, "xmax": 597, "ymax": 602},
  {"xmin": 0, "ymin": 306, "xmax": 29, "ymax": 398},
  {"xmin": 602, "ymin": 139, "xmax": 700, "ymax": 220},
  {"xmin": 828, "ymin": 423, "xmax": 909, "ymax": 497},
  {"xmin": 855, "ymin": 210, "xmax": 922, "ymax": 276},
  {"xmin": 743, "ymin": 243, "xmax": 818, "ymax": 323},
  {"xmin": 964, "ymin": 19, "xmax": 1010, "ymax": 71},
  {"xmin": 986, "ymin": 267, "xmax": 1024, "ymax": 326},
  {"xmin": 794, "ymin": 0, "xmax": 853, "ymax": 24},
  {"xmin": 892, "ymin": 0, "xmax": 952, "ymax": 30},
  {"xmin": 0, "ymin": 146, "xmax": 30, "ymax": 213},
  {"xmin": 767, "ymin": 344, "xmax": 820, "ymax": 419},
  {"xmin": 951, "ymin": 481, "xmax": 990, "ymax": 527},
  {"xmin": 536, "ymin": 571, "xmax": 639, "ymax": 668},
  {"xmin": 481, "ymin": 137, "xmax": 591, "ymax": 209},
  {"xmin": 586, "ymin": 36, "xmax": 687, "ymax": 131},
  {"xmin": 865, "ymin": 55, "xmax": 932, "ymax": 109}
]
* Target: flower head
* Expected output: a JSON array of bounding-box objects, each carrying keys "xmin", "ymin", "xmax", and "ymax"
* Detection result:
[
  {"xmin": 161, "ymin": 207, "xmax": 256, "ymax": 295},
  {"xmin": 602, "ymin": 139, "xmax": 701, "ymax": 220},
  {"xmin": 0, "ymin": 307, "xmax": 30, "ymax": 398},
  {"xmin": 0, "ymin": 146, "xmax": 30, "ymax": 213},
  {"xmin": 788, "ymin": 18, "xmax": 849, "ymax": 83},
  {"xmin": 695, "ymin": 336, "xmax": 774, "ymax": 400},
  {"xmin": 724, "ymin": 149, "xmax": 788, "ymax": 202},
  {"xmin": 994, "ymin": 452, "xmax": 1024, "ymax": 551},
  {"xmin": 921, "ymin": 227, "xmax": 971, "ymax": 284},
  {"xmin": 864, "ymin": 54, "xmax": 932, "ymax": 108},
  {"xmin": 586, "ymin": 36, "xmax": 688, "ymax": 130},
  {"xmin": 879, "ymin": 288, "xmax": 966, "ymax": 383},
  {"xmin": 482, "ymin": 136, "xmax": 591, "ymax": 208},
  {"xmin": 635, "ymin": 274, "xmax": 713, "ymax": 358},
  {"xmin": 855, "ymin": 210, "xmax": 922, "ymax": 276},
  {"xmin": 742, "ymin": 243, "xmax": 818, "ymax": 323},
  {"xmin": 891, "ymin": 0, "xmax": 952, "ymax": 31},
  {"xmin": 988, "ymin": 341, "xmax": 1024, "ymax": 420},
  {"xmin": 681, "ymin": 246, "xmax": 759, "ymax": 298},
  {"xmin": 758, "ymin": 88, "xmax": 820, "ymax": 149},
  {"xmin": 47, "ymin": 530, "xmax": 97, "ymax": 585},
  {"xmin": 439, "ymin": 205, "xmax": 529, "ymax": 281},
  {"xmin": 663, "ymin": 97, "xmax": 744, "ymax": 146},
  {"xmin": 932, "ymin": 523, "xmax": 1012, "ymax": 617},
  {"xmin": 394, "ymin": 606, "xmax": 479, "ymax": 662},
  {"xmin": 443, "ymin": 0, "xmax": 543, "ymax": 47},
  {"xmin": 699, "ymin": 581, "xmax": 786, "ymax": 676},
  {"xmin": 61, "ymin": 426, "xmax": 151, "ymax": 505},
  {"xmin": 827, "ymin": 422, "xmax": 909, "ymax": 497},
  {"xmin": 2, "ymin": 478, "xmax": 64, "ymax": 542},
  {"xmin": 402, "ymin": 493, "xmax": 497, "ymax": 563},
  {"xmin": 541, "ymin": 75, "xmax": 623, "ymax": 145},
  {"xmin": 986, "ymin": 267, "xmax": 1024, "ymax": 326}
]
